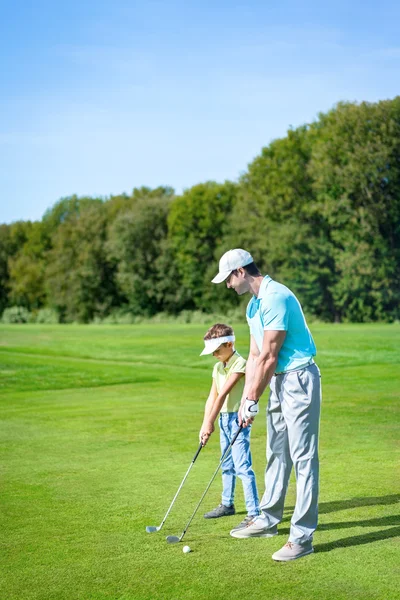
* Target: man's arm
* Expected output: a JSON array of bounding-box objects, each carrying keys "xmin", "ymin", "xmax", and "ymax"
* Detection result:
[
  {"xmin": 247, "ymin": 329, "xmax": 286, "ymax": 399},
  {"xmin": 242, "ymin": 334, "xmax": 260, "ymax": 403},
  {"xmin": 240, "ymin": 329, "xmax": 286, "ymax": 426},
  {"xmin": 238, "ymin": 335, "xmax": 260, "ymax": 425}
]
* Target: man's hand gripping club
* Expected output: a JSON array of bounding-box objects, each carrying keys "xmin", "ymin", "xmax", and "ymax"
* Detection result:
[{"xmin": 239, "ymin": 397, "xmax": 259, "ymax": 427}]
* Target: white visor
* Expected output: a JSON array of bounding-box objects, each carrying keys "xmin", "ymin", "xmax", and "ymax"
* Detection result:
[{"xmin": 200, "ymin": 335, "xmax": 235, "ymax": 356}]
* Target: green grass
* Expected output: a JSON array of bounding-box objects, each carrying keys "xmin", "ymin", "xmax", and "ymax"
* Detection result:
[{"xmin": 0, "ymin": 323, "xmax": 399, "ymax": 600}]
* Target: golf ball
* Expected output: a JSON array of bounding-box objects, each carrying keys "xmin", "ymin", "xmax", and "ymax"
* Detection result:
[{"xmin": 183, "ymin": 545, "xmax": 191, "ymax": 554}]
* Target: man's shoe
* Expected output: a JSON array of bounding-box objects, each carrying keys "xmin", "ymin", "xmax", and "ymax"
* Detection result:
[
  {"xmin": 230, "ymin": 515, "xmax": 278, "ymax": 538},
  {"xmin": 230, "ymin": 514, "xmax": 257, "ymax": 534},
  {"xmin": 272, "ymin": 541, "xmax": 314, "ymax": 561},
  {"xmin": 204, "ymin": 503, "xmax": 235, "ymax": 519}
]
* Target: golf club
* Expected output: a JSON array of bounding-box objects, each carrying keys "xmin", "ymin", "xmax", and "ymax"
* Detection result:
[
  {"xmin": 146, "ymin": 441, "xmax": 203, "ymax": 533},
  {"xmin": 166, "ymin": 424, "xmax": 243, "ymax": 543}
]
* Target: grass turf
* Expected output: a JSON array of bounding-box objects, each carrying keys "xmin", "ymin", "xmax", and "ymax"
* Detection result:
[{"xmin": 0, "ymin": 323, "xmax": 399, "ymax": 600}]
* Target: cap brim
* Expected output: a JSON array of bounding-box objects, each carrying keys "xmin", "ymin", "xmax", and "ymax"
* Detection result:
[
  {"xmin": 200, "ymin": 339, "xmax": 224, "ymax": 355},
  {"xmin": 200, "ymin": 347, "xmax": 214, "ymax": 356},
  {"xmin": 211, "ymin": 270, "xmax": 231, "ymax": 284}
]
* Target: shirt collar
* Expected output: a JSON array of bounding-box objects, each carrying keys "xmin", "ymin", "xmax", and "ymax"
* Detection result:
[
  {"xmin": 223, "ymin": 351, "xmax": 238, "ymax": 369},
  {"xmin": 257, "ymin": 275, "xmax": 272, "ymax": 299}
]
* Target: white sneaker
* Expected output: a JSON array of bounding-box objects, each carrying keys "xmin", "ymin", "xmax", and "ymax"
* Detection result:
[
  {"xmin": 230, "ymin": 515, "xmax": 278, "ymax": 539},
  {"xmin": 272, "ymin": 541, "xmax": 314, "ymax": 561}
]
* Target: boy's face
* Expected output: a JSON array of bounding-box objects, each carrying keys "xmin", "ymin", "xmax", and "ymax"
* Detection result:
[{"xmin": 213, "ymin": 342, "xmax": 234, "ymax": 363}]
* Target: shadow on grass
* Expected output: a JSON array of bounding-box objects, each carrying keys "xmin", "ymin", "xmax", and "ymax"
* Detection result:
[
  {"xmin": 240, "ymin": 494, "xmax": 400, "ymax": 524},
  {"xmin": 314, "ymin": 526, "xmax": 400, "ymax": 553},
  {"xmin": 238, "ymin": 495, "xmax": 399, "ymax": 549},
  {"xmin": 280, "ymin": 495, "xmax": 400, "ymax": 552},
  {"xmin": 318, "ymin": 514, "xmax": 400, "ymax": 530},
  {"xmin": 285, "ymin": 494, "xmax": 400, "ymax": 515},
  {"xmin": 278, "ymin": 513, "xmax": 400, "ymax": 532}
]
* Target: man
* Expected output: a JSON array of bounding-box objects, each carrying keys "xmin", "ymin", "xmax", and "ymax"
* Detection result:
[{"xmin": 209, "ymin": 248, "xmax": 321, "ymax": 562}]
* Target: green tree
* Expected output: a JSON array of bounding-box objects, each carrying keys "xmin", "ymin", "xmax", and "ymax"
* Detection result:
[
  {"xmin": 0, "ymin": 224, "xmax": 12, "ymax": 314},
  {"xmin": 2, "ymin": 98, "xmax": 399, "ymax": 324},
  {"xmin": 8, "ymin": 221, "xmax": 51, "ymax": 309},
  {"xmin": 168, "ymin": 181, "xmax": 237, "ymax": 311},
  {"xmin": 308, "ymin": 98, "xmax": 400, "ymax": 321},
  {"xmin": 42, "ymin": 195, "xmax": 104, "ymax": 236},
  {"xmin": 131, "ymin": 186, "xmax": 174, "ymax": 201},
  {"xmin": 0, "ymin": 221, "xmax": 36, "ymax": 314},
  {"xmin": 105, "ymin": 186, "xmax": 174, "ymax": 223},
  {"xmin": 223, "ymin": 127, "xmax": 335, "ymax": 320},
  {"xmin": 107, "ymin": 195, "xmax": 173, "ymax": 315},
  {"xmin": 46, "ymin": 202, "xmax": 118, "ymax": 322}
]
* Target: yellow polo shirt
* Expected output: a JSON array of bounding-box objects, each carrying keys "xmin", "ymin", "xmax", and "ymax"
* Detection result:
[{"xmin": 212, "ymin": 351, "xmax": 246, "ymax": 413}]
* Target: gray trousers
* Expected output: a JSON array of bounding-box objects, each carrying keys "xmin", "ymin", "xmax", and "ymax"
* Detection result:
[{"xmin": 260, "ymin": 363, "xmax": 321, "ymax": 544}]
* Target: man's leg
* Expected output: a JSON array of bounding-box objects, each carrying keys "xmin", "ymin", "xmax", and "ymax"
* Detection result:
[
  {"xmin": 259, "ymin": 375, "xmax": 293, "ymax": 527},
  {"xmin": 272, "ymin": 364, "xmax": 321, "ymax": 560},
  {"xmin": 230, "ymin": 378, "xmax": 291, "ymax": 538}
]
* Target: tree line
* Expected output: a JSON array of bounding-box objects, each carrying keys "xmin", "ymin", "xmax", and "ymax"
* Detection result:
[{"xmin": 1, "ymin": 98, "xmax": 399, "ymax": 323}]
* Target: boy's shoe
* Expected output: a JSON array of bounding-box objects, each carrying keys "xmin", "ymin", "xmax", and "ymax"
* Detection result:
[
  {"xmin": 204, "ymin": 503, "xmax": 235, "ymax": 519},
  {"xmin": 230, "ymin": 514, "xmax": 278, "ymax": 538},
  {"xmin": 272, "ymin": 541, "xmax": 314, "ymax": 561}
]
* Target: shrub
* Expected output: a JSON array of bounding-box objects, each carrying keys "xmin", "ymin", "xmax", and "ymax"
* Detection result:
[
  {"xmin": 98, "ymin": 308, "xmax": 139, "ymax": 325},
  {"xmin": 35, "ymin": 308, "xmax": 60, "ymax": 324},
  {"xmin": 1, "ymin": 306, "xmax": 33, "ymax": 323}
]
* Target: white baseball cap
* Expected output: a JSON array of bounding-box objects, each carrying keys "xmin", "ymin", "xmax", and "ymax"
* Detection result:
[{"xmin": 211, "ymin": 249, "xmax": 253, "ymax": 284}]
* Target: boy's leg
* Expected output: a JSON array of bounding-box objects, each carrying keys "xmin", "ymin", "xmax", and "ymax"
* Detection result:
[
  {"xmin": 204, "ymin": 413, "xmax": 236, "ymax": 518},
  {"xmin": 220, "ymin": 413, "xmax": 236, "ymax": 508},
  {"xmin": 259, "ymin": 376, "xmax": 293, "ymax": 527},
  {"xmin": 229, "ymin": 413, "xmax": 259, "ymax": 517}
]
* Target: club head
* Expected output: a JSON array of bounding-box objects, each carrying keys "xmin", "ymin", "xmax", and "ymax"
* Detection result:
[
  {"xmin": 166, "ymin": 535, "xmax": 180, "ymax": 544},
  {"xmin": 146, "ymin": 526, "xmax": 160, "ymax": 533}
]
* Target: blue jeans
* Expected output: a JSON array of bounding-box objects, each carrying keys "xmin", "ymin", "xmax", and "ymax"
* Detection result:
[{"xmin": 219, "ymin": 412, "xmax": 260, "ymax": 517}]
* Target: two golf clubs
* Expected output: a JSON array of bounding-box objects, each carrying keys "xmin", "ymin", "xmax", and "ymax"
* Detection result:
[
  {"xmin": 146, "ymin": 441, "xmax": 203, "ymax": 533},
  {"xmin": 166, "ymin": 424, "xmax": 243, "ymax": 544}
]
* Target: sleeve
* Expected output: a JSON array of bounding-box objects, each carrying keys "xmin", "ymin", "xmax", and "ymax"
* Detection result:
[
  {"xmin": 231, "ymin": 356, "xmax": 247, "ymax": 374},
  {"xmin": 261, "ymin": 293, "xmax": 289, "ymax": 331}
]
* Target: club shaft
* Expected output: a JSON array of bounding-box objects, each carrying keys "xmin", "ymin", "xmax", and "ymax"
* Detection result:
[
  {"xmin": 179, "ymin": 426, "xmax": 243, "ymax": 541},
  {"xmin": 158, "ymin": 442, "xmax": 203, "ymax": 530}
]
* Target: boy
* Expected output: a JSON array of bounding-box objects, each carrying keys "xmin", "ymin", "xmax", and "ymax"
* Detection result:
[{"xmin": 199, "ymin": 323, "xmax": 260, "ymax": 532}]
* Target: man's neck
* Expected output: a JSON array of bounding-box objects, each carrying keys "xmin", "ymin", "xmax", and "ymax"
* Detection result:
[{"xmin": 248, "ymin": 275, "xmax": 265, "ymax": 297}]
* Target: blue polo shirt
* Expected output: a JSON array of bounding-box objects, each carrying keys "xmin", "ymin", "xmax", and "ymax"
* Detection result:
[{"xmin": 246, "ymin": 276, "xmax": 316, "ymax": 373}]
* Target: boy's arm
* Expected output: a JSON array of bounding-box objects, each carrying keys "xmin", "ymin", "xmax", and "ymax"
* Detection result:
[
  {"xmin": 200, "ymin": 372, "xmax": 244, "ymax": 445},
  {"xmin": 203, "ymin": 380, "xmax": 218, "ymax": 420},
  {"xmin": 199, "ymin": 380, "xmax": 218, "ymax": 444}
]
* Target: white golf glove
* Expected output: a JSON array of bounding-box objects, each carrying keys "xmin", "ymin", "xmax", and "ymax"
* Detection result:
[{"xmin": 241, "ymin": 398, "xmax": 259, "ymax": 421}]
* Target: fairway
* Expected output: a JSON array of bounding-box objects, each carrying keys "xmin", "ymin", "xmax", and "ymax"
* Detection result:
[{"xmin": 1, "ymin": 323, "xmax": 399, "ymax": 600}]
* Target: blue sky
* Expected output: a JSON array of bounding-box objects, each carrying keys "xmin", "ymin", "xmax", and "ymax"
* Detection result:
[{"xmin": 1, "ymin": 0, "xmax": 399, "ymax": 223}]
